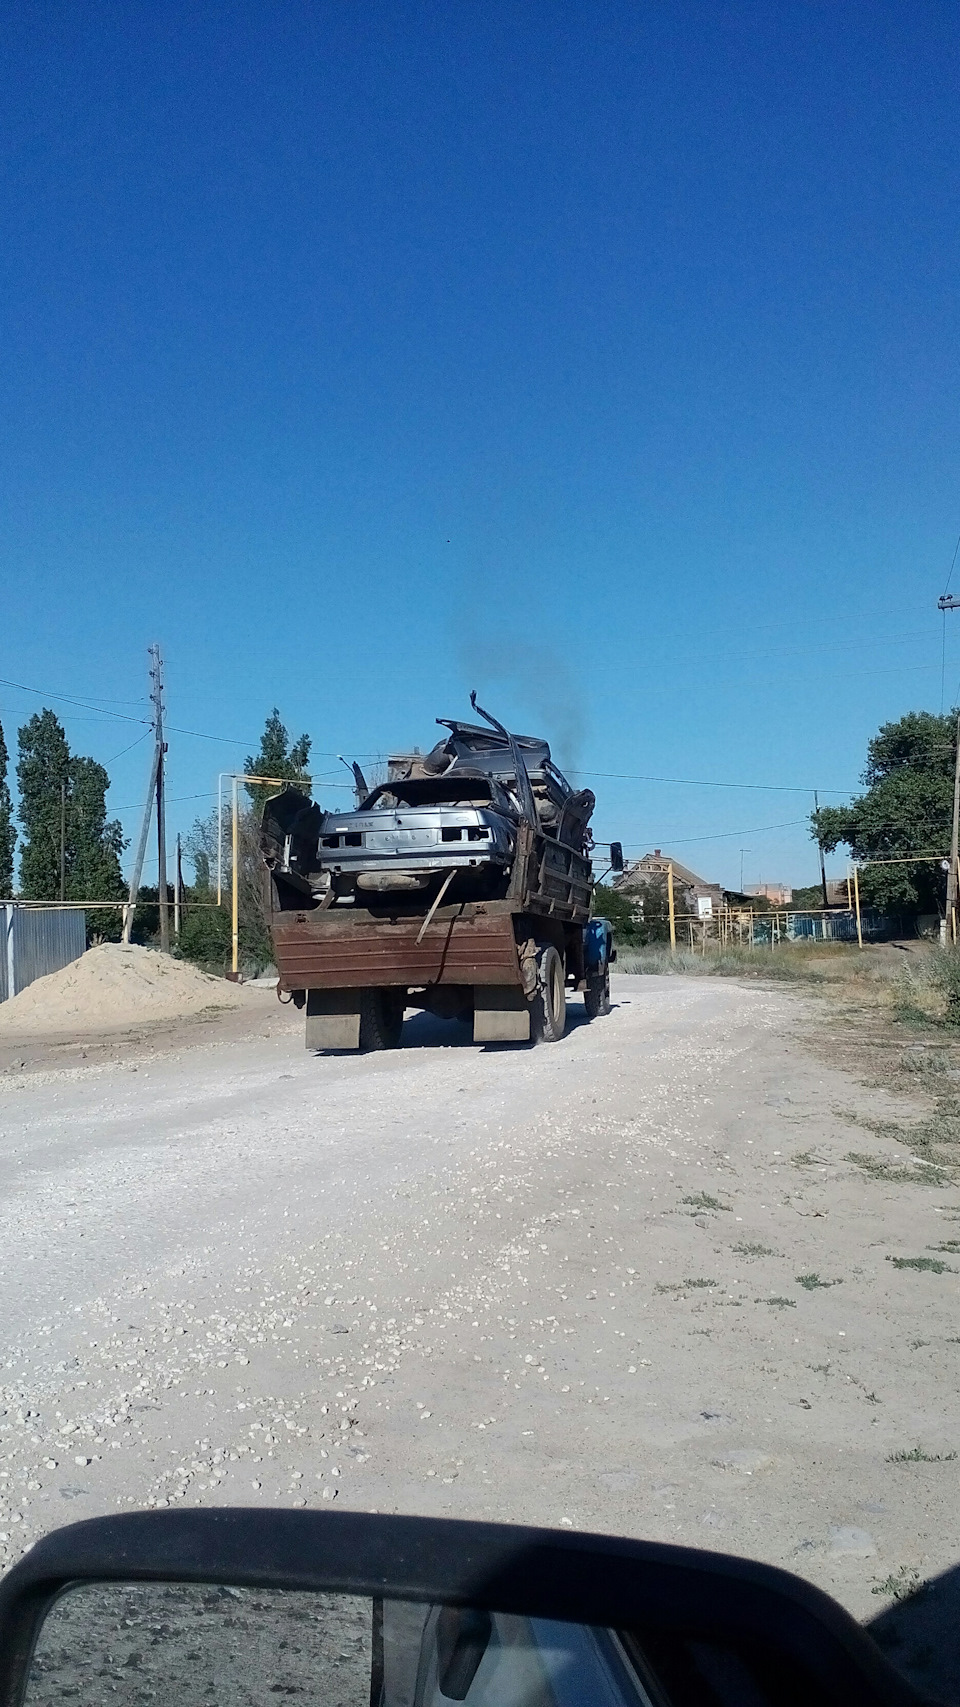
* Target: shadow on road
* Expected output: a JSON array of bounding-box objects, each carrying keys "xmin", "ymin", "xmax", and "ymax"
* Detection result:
[
  {"xmin": 311, "ymin": 998, "xmax": 610, "ymax": 1055},
  {"xmin": 397, "ymin": 1000, "xmax": 595, "ymax": 1051},
  {"xmin": 867, "ymin": 1559, "xmax": 960, "ymax": 1705}
]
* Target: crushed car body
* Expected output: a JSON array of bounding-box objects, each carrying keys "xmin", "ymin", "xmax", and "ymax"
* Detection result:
[
  {"xmin": 260, "ymin": 696, "xmax": 612, "ymax": 1051},
  {"xmin": 261, "ymin": 701, "xmax": 596, "ymax": 911}
]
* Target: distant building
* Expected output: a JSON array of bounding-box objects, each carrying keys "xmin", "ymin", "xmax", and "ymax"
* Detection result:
[
  {"xmin": 744, "ymin": 882, "xmax": 793, "ymax": 906},
  {"xmin": 616, "ymin": 850, "xmax": 724, "ymax": 918}
]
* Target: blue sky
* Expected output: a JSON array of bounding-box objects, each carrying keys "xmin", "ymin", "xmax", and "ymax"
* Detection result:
[{"xmin": 2, "ymin": 1, "xmax": 958, "ymax": 892}]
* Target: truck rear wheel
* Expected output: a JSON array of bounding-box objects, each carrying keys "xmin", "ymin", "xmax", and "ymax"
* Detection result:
[
  {"xmin": 359, "ymin": 989, "xmax": 404, "ymax": 1051},
  {"xmin": 584, "ymin": 971, "xmax": 611, "ymax": 1020},
  {"xmin": 531, "ymin": 944, "xmax": 566, "ymax": 1042}
]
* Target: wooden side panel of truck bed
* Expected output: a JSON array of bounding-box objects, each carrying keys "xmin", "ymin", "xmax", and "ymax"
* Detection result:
[{"xmin": 272, "ymin": 903, "xmax": 523, "ymax": 990}]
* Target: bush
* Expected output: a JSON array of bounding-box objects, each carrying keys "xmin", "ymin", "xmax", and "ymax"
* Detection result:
[
  {"xmin": 594, "ymin": 882, "xmax": 642, "ymax": 946},
  {"xmin": 929, "ymin": 947, "xmax": 960, "ymax": 1025},
  {"xmin": 179, "ymin": 904, "xmax": 232, "ymax": 973}
]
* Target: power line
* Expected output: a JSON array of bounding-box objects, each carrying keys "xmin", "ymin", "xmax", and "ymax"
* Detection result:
[
  {"xmin": 0, "ymin": 672, "xmax": 381, "ymax": 757},
  {"xmin": 0, "ymin": 670, "xmax": 861, "ymax": 798},
  {"xmin": 106, "ymin": 730, "xmax": 152, "ymax": 764},
  {"xmin": 615, "ymin": 819, "xmax": 807, "ymax": 848},
  {"xmin": 0, "ymin": 675, "xmax": 150, "ymax": 725},
  {"xmin": 569, "ymin": 768, "xmax": 848, "ymax": 795}
]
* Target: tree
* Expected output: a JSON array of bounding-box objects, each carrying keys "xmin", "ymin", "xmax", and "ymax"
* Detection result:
[
  {"xmin": 17, "ymin": 710, "xmax": 127, "ymax": 936},
  {"xmin": 183, "ymin": 805, "xmax": 273, "ymax": 973},
  {"xmin": 17, "ymin": 710, "xmax": 71, "ymax": 898},
  {"xmin": 0, "ymin": 719, "xmax": 14, "ymax": 897},
  {"xmin": 813, "ymin": 710, "xmax": 954, "ymax": 915},
  {"xmin": 244, "ymin": 709, "xmax": 312, "ymax": 815},
  {"xmin": 594, "ymin": 882, "xmax": 643, "ymax": 946},
  {"xmin": 67, "ymin": 756, "xmax": 127, "ymax": 939},
  {"xmin": 633, "ymin": 872, "xmax": 680, "ymax": 944},
  {"xmin": 788, "ymin": 884, "xmax": 826, "ymax": 911}
]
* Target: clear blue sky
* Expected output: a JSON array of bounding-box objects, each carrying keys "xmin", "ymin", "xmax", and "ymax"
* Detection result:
[{"xmin": 2, "ymin": 1, "xmax": 958, "ymax": 891}]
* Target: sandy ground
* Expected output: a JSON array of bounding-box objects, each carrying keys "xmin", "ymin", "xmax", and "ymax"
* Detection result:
[
  {"xmin": 2, "ymin": 974, "xmax": 959, "ymax": 1695},
  {"xmin": 0, "ymin": 943, "xmax": 247, "ymax": 1037}
]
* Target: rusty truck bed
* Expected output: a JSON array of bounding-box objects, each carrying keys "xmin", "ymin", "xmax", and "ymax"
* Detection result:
[{"xmin": 272, "ymin": 901, "xmax": 524, "ymax": 991}]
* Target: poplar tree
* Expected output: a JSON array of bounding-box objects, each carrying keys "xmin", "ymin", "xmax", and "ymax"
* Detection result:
[
  {"xmin": 0, "ymin": 719, "xmax": 15, "ymax": 897},
  {"xmin": 244, "ymin": 708, "xmax": 312, "ymax": 814},
  {"xmin": 16, "ymin": 710, "xmax": 70, "ymax": 898},
  {"xmin": 17, "ymin": 711, "xmax": 126, "ymax": 926}
]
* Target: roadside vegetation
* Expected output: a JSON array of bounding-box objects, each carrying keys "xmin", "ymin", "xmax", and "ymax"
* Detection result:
[
  {"xmin": 604, "ymin": 705, "xmax": 960, "ymax": 1016},
  {"xmin": 0, "ymin": 705, "xmax": 309, "ymax": 977},
  {"xmin": 612, "ymin": 938, "xmax": 960, "ymax": 1029}
]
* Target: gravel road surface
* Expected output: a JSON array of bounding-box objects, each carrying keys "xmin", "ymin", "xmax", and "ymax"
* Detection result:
[{"xmin": 2, "ymin": 974, "xmax": 959, "ymax": 1660}]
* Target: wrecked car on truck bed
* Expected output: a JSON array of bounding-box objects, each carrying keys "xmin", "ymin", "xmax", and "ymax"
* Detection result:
[{"xmin": 261, "ymin": 697, "xmax": 615, "ymax": 1051}]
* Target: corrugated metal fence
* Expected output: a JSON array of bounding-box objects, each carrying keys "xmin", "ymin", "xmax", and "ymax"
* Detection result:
[{"xmin": 0, "ymin": 905, "xmax": 86, "ymax": 1002}]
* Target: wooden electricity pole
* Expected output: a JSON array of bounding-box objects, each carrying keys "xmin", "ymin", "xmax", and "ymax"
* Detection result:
[
  {"xmin": 122, "ymin": 645, "xmax": 170, "ymax": 949},
  {"xmin": 937, "ymin": 596, "xmax": 960, "ymax": 944},
  {"xmin": 174, "ymin": 832, "xmax": 182, "ymax": 940},
  {"xmin": 154, "ymin": 649, "xmax": 170, "ymax": 953},
  {"xmin": 947, "ymin": 709, "xmax": 960, "ymax": 946},
  {"xmin": 814, "ymin": 790, "xmax": 828, "ymax": 911}
]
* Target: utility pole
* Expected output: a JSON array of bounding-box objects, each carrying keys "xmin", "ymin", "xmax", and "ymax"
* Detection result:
[
  {"xmin": 153, "ymin": 647, "xmax": 170, "ymax": 953},
  {"xmin": 814, "ymin": 791, "xmax": 828, "ymax": 911},
  {"xmin": 938, "ymin": 597, "xmax": 960, "ymax": 945},
  {"xmin": 174, "ymin": 832, "xmax": 182, "ymax": 940},
  {"xmin": 122, "ymin": 645, "xmax": 168, "ymax": 948},
  {"xmin": 947, "ymin": 709, "xmax": 960, "ymax": 947},
  {"xmin": 739, "ymin": 848, "xmax": 751, "ymax": 892},
  {"xmin": 59, "ymin": 780, "xmax": 66, "ymax": 902}
]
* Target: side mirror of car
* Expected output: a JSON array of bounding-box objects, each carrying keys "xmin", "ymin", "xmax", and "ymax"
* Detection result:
[{"xmin": 0, "ymin": 1512, "xmax": 921, "ymax": 1707}]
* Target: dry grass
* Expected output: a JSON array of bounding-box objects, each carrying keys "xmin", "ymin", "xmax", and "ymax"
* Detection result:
[
  {"xmin": 615, "ymin": 938, "xmax": 960, "ymax": 1026},
  {"xmin": 616, "ymin": 937, "xmax": 960, "ymax": 1192}
]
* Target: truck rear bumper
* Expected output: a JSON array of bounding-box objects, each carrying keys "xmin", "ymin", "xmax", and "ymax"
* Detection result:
[{"xmin": 272, "ymin": 905, "xmax": 524, "ymax": 991}]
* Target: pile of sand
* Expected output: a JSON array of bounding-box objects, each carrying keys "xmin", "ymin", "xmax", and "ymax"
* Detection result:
[{"xmin": 0, "ymin": 943, "xmax": 245, "ymax": 1035}]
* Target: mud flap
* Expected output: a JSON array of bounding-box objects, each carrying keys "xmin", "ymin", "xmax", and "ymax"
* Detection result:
[
  {"xmin": 473, "ymin": 986, "xmax": 530, "ymax": 1043},
  {"xmin": 305, "ymin": 989, "xmax": 361, "ymax": 1050}
]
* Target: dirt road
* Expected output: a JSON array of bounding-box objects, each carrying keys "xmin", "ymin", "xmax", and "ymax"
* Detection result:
[{"xmin": 2, "ymin": 974, "xmax": 959, "ymax": 1668}]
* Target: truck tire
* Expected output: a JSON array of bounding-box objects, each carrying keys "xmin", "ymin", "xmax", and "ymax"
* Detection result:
[
  {"xmin": 358, "ymin": 989, "xmax": 404, "ymax": 1051},
  {"xmin": 583, "ymin": 971, "xmax": 611, "ymax": 1020},
  {"xmin": 531, "ymin": 944, "xmax": 566, "ymax": 1042}
]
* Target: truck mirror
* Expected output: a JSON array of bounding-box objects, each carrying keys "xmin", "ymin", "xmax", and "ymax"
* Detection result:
[{"xmin": 610, "ymin": 842, "xmax": 624, "ymax": 874}]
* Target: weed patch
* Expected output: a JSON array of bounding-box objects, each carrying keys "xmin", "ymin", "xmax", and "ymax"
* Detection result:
[
  {"xmin": 900, "ymin": 1049, "xmax": 949, "ymax": 1075},
  {"xmin": 930, "ymin": 947, "xmax": 960, "ymax": 1026},
  {"xmin": 756, "ymin": 1296, "xmax": 796, "ymax": 1308},
  {"xmin": 892, "ymin": 1000, "xmax": 934, "ymax": 1029},
  {"xmin": 733, "ymin": 1241, "xmax": 776, "ymax": 1257},
  {"xmin": 887, "ymin": 1447, "xmax": 957, "ymax": 1463},
  {"xmin": 681, "ymin": 1192, "xmax": 731, "ymax": 1212},
  {"xmin": 871, "ymin": 1567, "xmax": 926, "ymax": 1602},
  {"xmin": 795, "ymin": 1273, "xmax": 842, "ymax": 1290},
  {"xmin": 846, "ymin": 1152, "xmax": 946, "ymax": 1186},
  {"xmin": 842, "ymin": 1092, "xmax": 960, "ymax": 1184},
  {"xmin": 887, "ymin": 1255, "xmax": 956, "ymax": 1274}
]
